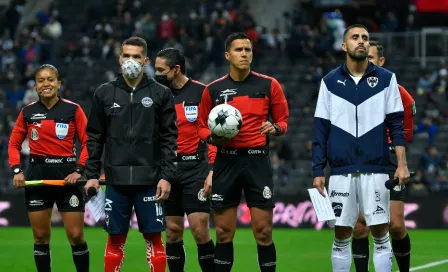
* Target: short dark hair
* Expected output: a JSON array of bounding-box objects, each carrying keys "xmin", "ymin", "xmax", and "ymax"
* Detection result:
[
  {"xmin": 35, "ymin": 64, "xmax": 59, "ymax": 80},
  {"xmin": 343, "ymin": 24, "xmax": 369, "ymax": 41},
  {"xmin": 156, "ymin": 48, "xmax": 186, "ymax": 74},
  {"xmin": 225, "ymin": 32, "xmax": 251, "ymax": 52},
  {"xmin": 122, "ymin": 36, "xmax": 147, "ymax": 56},
  {"xmin": 369, "ymin": 40, "xmax": 384, "ymax": 58}
]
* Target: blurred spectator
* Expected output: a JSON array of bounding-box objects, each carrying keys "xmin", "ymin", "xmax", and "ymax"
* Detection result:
[
  {"xmin": 419, "ymin": 146, "xmax": 447, "ymax": 192},
  {"xmin": 22, "ymin": 80, "xmax": 39, "ymax": 105},
  {"xmin": 416, "ymin": 70, "xmax": 436, "ymax": 95}
]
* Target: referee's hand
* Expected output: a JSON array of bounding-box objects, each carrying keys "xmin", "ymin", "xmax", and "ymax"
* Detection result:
[
  {"xmin": 13, "ymin": 173, "xmax": 25, "ymax": 188},
  {"xmin": 203, "ymin": 170, "xmax": 213, "ymax": 198},
  {"xmin": 313, "ymin": 177, "xmax": 326, "ymax": 197},
  {"xmin": 156, "ymin": 179, "xmax": 171, "ymax": 203},
  {"xmin": 64, "ymin": 172, "xmax": 81, "ymax": 184}
]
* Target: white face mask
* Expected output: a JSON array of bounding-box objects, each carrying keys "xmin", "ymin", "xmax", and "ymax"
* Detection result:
[{"xmin": 121, "ymin": 59, "xmax": 143, "ymax": 79}]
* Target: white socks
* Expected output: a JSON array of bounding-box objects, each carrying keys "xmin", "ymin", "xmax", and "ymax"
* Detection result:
[
  {"xmin": 373, "ymin": 233, "xmax": 393, "ymax": 272},
  {"xmin": 332, "ymin": 237, "xmax": 351, "ymax": 272}
]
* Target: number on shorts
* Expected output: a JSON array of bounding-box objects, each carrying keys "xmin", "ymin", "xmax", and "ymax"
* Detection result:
[{"xmin": 155, "ymin": 203, "xmax": 163, "ymax": 217}]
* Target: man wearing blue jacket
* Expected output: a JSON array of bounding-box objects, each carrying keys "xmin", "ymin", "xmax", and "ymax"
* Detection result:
[{"xmin": 312, "ymin": 24, "xmax": 410, "ymax": 272}]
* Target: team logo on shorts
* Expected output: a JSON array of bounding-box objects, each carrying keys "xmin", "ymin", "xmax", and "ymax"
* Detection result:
[
  {"xmin": 198, "ymin": 189, "xmax": 207, "ymax": 202},
  {"xmin": 184, "ymin": 105, "xmax": 198, "ymax": 122},
  {"xmin": 141, "ymin": 97, "xmax": 153, "ymax": 108},
  {"xmin": 69, "ymin": 195, "xmax": 79, "ymax": 207},
  {"xmin": 31, "ymin": 128, "xmax": 39, "ymax": 140},
  {"xmin": 262, "ymin": 186, "xmax": 272, "ymax": 199},
  {"xmin": 367, "ymin": 77, "xmax": 378, "ymax": 88},
  {"xmin": 375, "ymin": 191, "xmax": 381, "ymax": 202},
  {"xmin": 393, "ymin": 185, "xmax": 404, "ymax": 191},
  {"xmin": 55, "ymin": 123, "xmax": 69, "ymax": 140},
  {"xmin": 332, "ymin": 202, "xmax": 343, "ymax": 217},
  {"xmin": 373, "ymin": 205, "xmax": 386, "ymax": 215}
]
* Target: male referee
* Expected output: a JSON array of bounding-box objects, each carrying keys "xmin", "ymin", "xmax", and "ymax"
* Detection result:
[
  {"xmin": 198, "ymin": 32, "xmax": 289, "ymax": 272},
  {"xmin": 154, "ymin": 47, "xmax": 216, "ymax": 271},
  {"xmin": 351, "ymin": 40, "xmax": 415, "ymax": 272},
  {"xmin": 312, "ymin": 24, "xmax": 410, "ymax": 272},
  {"xmin": 84, "ymin": 37, "xmax": 177, "ymax": 272}
]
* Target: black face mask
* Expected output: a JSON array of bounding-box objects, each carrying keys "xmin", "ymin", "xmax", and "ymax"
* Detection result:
[
  {"xmin": 155, "ymin": 73, "xmax": 171, "ymax": 86},
  {"xmin": 155, "ymin": 68, "xmax": 175, "ymax": 86}
]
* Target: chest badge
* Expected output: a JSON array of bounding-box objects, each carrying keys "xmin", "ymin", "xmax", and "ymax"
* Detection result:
[
  {"xmin": 55, "ymin": 123, "xmax": 69, "ymax": 140},
  {"xmin": 142, "ymin": 97, "xmax": 153, "ymax": 108},
  {"xmin": 184, "ymin": 105, "xmax": 198, "ymax": 122},
  {"xmin": 367, "ymin": 77, "xmax": 378, "ymax": 88}
]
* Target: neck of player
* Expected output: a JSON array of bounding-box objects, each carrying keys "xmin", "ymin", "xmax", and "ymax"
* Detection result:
[
  {"xmin": 170, "ymin": 74, "xmax": 189, "ymax": 89},
  {"xmin": 346, "ymin": 57, "xmax": 368, "ymax": 77},
  {"xmin": 229, "ymin": 66, "xmax": 250, "ymax": 81},
  {"xmin": 41, "ymin": 95, "xmax": 59, "ymax": 109},
  {"xmin": 124, "ymin": 72, "xmax": 144, "ymax": 88}
]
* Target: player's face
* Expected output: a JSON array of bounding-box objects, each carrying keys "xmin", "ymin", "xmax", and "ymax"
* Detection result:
[
  {"xmin": 342, "ymin": 27, "xmax": 369, "ymax": 61},
  {"xmin": 225, "ymin": 39, "xmax": 253, "ymax": 70},
  {"xmin": 367, "ymin": 46, "xmax": 385, "ymax": 67},
  {"xmin": 35, "ymin": 68, "xmax": 61, "ymax": 99},
  {"xmin": 120, "ymin": 45, "xmax": 149, "ymax": 67}
]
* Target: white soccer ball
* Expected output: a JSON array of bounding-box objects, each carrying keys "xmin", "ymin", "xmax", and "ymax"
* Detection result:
[{"xmin": 208, "ymin": 104, "xmax": 243, "ymax": 139}]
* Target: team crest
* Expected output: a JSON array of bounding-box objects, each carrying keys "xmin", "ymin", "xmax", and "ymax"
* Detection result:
[
  {"xmin": 198, "ymin": 188, "xmax": 207, "ymax": 202},
  {"xmin": 367, "ymin": 77, "xmax": 378, "ymax": 88},
  {"xmin": 185, "ymin": 105, "xmax": 198, "ymax": 122},
  {"xmin": 69, "ymin": 195, "xmax": 79, "ymax": 207},
  {"xmin": 141, "ymin": 97, "xmax": 153, "ymax": 108},
  {"xmin": 55, "ymin": 123, "xmax": 69, "ymax": 140},
  {"xmin": 263, "ymin": 186, "xmax": 272, "ymax": 199},
  {"xmin": 31, "ymin": 128, "xmax": 39, "ymax": 140}
]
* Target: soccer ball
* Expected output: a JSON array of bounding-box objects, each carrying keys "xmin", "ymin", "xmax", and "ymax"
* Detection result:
[{"xmin": 208, "ymin": 104, "xmax": 243, "ymax": 138}]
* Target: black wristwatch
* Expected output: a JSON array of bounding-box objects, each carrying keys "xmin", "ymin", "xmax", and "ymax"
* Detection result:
[
  {"xmin": 273, "ymin": 123, "xmax": 281, "ymax": 136},
  {"xmin": 13, "ymin": 167, "xmax": 23, "ymax": 175},
  {"xmin": 75, "ymin": 165, "xmax": 84, "ymax": 175}
]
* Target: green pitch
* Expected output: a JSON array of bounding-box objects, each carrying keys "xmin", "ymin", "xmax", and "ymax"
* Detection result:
[{"xmin": 0, "ymin": 228, "xmax": 447, "ymax": 271}]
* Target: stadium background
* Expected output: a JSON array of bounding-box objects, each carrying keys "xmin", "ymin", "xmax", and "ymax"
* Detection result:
[{"xmin": 0, "ymin": 0, "xmax": 447, "ymax": 271}]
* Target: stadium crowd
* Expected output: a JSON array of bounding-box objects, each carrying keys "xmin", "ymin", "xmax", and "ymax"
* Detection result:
[{"xmin": 0, "ymin": 0, "xmax": 447, "ymax": 196}]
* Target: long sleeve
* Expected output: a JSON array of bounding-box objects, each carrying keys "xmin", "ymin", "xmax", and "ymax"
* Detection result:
[
  {"xmin": 270, "ymin": 78, "xmax": 289, "ymax": 135},
  {"xmin": 207, "ymin": 144, "xmax": 216, "ymax": 166},
  {"xmin": 399, "ymin": 85, "xmax": 415, "ymax": 145},
  {"xmin": 74, "ymin": 105, "xmax": 89, "ymax": 169},
  {"xmin": 385, "ymin": 74, "xmax": 405, "ymax": 147},
  {"xmin": 85, "ymin": 86, "xmax": 107, "ymax": 179},
  {"xmin": 312, "ymin": 79, "xmax": 331, "ymax": 178},
  {"xmin": 8, "ymin": 110, "xmax": 27, "ymax": 169},
  {"xmin": 198, "ymin": 86, "xmax": 213, "ymax": 141},
  {"xmin": 159, "ymin": 87, "xmax": 178, "ymax": 182}
]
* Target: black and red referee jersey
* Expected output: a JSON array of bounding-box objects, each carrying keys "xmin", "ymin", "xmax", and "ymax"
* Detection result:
[
  {"xmin": 8, "ymin": 98, "xmax": 88, "ymax": 171},
  {"xmin": 387, "ymin": 84, "xmax": 415, "ymax": 145},
  {"xmin": 173, "ymin": 79, "xmax": 216, "ymax": 165},
  {"xmin": 198, "ymin": 71, "xmax": 289, "ymax": 148}
]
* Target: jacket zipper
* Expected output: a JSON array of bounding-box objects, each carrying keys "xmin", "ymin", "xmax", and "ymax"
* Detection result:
[{"xmin": 130, "ymin": 92, "xmax": 133, "ymax": 184}]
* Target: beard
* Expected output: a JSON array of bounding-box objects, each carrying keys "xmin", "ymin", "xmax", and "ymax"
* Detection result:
[{"xmin": 346, "ymin": 47, "xmax": 368, "ymax": 61}]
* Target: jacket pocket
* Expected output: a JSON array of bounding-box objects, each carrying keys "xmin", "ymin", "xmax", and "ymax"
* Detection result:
[{"xmin": 248, "ymin": 93, "xmax": 269, "ymax": 116}]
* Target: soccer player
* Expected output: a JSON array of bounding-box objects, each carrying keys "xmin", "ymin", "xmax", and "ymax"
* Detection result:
[
  {"xmin": 154, "ymin": 48, "xmax": 216, "ymax": 272},
  {"xmin": 351, "ymin": 40, "xmax": 415, "ymax": 272},
  {"xmin": 8, "ymin": 64, "xmax": 90, "ymax": 272},
  {"xmin": 198, "ymin": 32, "xmax": 289, "ymax": 272},
  {"xmin": 312, "ymin": 24, "xmax": 410, "ymax": 272},
  {"xmin": 84, "ymin": 37, "xmax": 177, "ymax": 272}
]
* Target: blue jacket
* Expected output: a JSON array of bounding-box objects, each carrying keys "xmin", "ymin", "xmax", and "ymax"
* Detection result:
[{"xmin": 312, "ymin": 62, "xmax": 404, "ymax": 178}]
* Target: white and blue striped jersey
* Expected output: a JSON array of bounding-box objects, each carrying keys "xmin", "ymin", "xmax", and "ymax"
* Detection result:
[{"xmin": 312, "ymin": 62, "xmax": 404, "ymax": 178}]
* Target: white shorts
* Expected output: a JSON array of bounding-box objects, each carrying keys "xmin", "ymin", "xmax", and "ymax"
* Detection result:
[{"xmin": 329, "ymin": 173, "xmax": 390, "ymax": 228}]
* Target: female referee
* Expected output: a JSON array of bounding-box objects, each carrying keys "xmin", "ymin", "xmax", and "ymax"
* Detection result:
[{"xmin": 8, "ymin": 64, "xmax": 90, "ymax": 272}]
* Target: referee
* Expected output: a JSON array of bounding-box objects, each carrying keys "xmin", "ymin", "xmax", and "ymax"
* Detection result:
[
  {"xmin": 154, "ymin": 48, "xmax": 216, "ymax": 271},
  {"xmin": 198, "ymin": 32, "xmax": 289, "ymax": 271},
  {"xmin": 8, "ymin": 64, "xmax": 90, "ymax": 272}
]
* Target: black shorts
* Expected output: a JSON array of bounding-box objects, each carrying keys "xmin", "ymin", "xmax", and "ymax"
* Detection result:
[
  {"xmin": 24, "ymin": 158, "xmax": 85, "ymax": 212},
  {"xmin": 165, "ymin": 160, "xmax": 211, "ymax": 216},
  {"xmin": 388, "ymin": 149, "xmax": 406, "ymax": 202},
  {"xmin": 211, "ymin": 147, "xmax": 274, "ymax": 210},
  {"xmin": 104, "ymin": 185, "xmax": 165, "ymax": 234}
]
